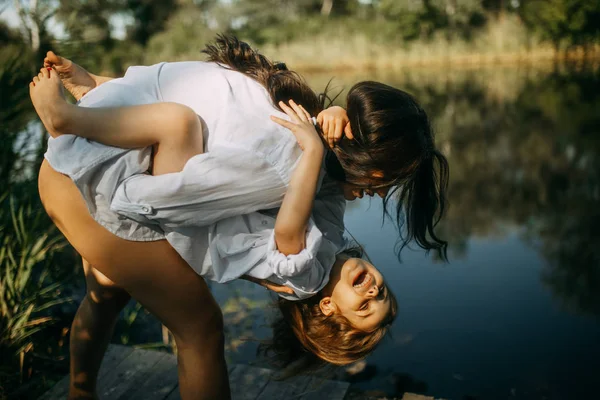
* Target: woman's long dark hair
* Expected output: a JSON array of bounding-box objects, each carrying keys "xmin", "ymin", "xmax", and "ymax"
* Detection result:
[
  {"xmin": 203, "ymin": 36, "xmax": 449, "ymax": 260},
  {"xmin": 330, "ymin": 82, "xmax": 449, "ymax": 260}
]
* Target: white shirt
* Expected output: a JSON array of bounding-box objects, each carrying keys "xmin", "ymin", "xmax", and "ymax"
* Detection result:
[
  {"xmin": 44, "ymin": 61, "xmax": 348, "ymax": 299},
  {"xmin": 110, "ymin": 61, "xmax": 306, "ymax": 227}
]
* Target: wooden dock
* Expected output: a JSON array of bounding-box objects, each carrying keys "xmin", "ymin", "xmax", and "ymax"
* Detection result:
[{"xmin": 39, "ymin": 344, "xmax": 349, "ymax": 399}]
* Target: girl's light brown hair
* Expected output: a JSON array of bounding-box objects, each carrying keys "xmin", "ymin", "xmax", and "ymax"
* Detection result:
[{"xmin": 260, "ymin": 261, "xmax": 397, "ymax": 374}]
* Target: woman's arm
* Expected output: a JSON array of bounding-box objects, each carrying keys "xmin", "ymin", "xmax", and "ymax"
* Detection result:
[{"xmin": 270, "ymin": 100, "xmax": 325, "ymax": 255}]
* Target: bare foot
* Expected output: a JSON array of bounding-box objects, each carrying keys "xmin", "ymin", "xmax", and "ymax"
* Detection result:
[
  {"xmin": 29, "ymin": 69, "xmax": 70, "ymax": 137},
  {"xmin": 44, "ymin": 51, "xmax": 97, "ymax": 101}
]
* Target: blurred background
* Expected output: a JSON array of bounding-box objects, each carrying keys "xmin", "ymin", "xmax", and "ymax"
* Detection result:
[{"xmin": 1, "ymin": 1, "xmax": 599, "ymax": 399}]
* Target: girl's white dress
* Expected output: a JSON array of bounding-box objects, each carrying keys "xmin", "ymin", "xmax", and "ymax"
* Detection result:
[{"xmin": 45, "ymin": 61, "xmax": 347, "ymax": 300}]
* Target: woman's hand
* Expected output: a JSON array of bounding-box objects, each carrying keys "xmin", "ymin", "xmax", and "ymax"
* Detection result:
[
  {"xmin": 271, "ymin": 100, "xmax": 324, "ymax": 153},
  {"xmin": 241, "ymin": 275, "xmax": 294, "ymax": 295},
  {"xmin": 317, "ymin": 106, "xmax": 354, "ymax": 148}
]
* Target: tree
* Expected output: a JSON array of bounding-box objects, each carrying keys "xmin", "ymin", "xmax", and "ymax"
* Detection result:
[
  {"xmin": 520, "ymin": 0, "xmax": 600, "ymax": 52},
  {"xmin": 13, "ymin": 0, "xmax": 55, "ymax": 51},
  {"xmin": 376, "ymin": 0, "xmax": 484, "ymax": 41},
  {"xmin": 55, "ymin": 0, "xmax": 121, "ymax": 49},
  {"xmin": 124, "ymin": 0, "xmax": 179, "ymax": 46}
]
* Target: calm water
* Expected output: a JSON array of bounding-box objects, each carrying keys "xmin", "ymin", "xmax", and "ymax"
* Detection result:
[{"xmin": 210, "ymin": 64, "xmax": 600, "ymax": 399}]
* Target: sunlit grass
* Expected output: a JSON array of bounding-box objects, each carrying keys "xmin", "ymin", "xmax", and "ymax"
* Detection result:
[{"xmin": 260, "ymin": 16, "xmax": 598, "ymax": 71}]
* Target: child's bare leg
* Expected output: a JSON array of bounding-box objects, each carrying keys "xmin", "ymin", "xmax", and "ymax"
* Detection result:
[
  {"xmin": 44, "ymin": 51, "xmax": 114, "ymax": 101},
  {"xmin": 30, "ymin": 69, "xmax": 203, "ymax": 171}
]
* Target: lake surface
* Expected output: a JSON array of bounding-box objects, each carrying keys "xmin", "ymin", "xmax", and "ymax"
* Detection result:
[{"xmin": 210, "ymin": 63, "xmax": 600, "ymax": 399}]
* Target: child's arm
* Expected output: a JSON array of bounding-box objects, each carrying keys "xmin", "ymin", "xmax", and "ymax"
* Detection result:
[
  {"xmin": 59, "ymin": 101, "xmax": 202, "ymax": 150},
  {"xmin": 270, "ymin": 100, "xmax": 325, "ymax": 256}
]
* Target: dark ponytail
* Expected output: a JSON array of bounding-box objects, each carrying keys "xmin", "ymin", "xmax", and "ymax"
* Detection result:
[
  {"xmin": 393, "ymin": 148, "xmax": 449, "ymax": 260},
  {"xmin": 202, "ymin": 34, "xmax": 324, "ymax": 117},
  {"xmin": 335, "ymin": 81, "xmax": 449, "ymax": 261}
]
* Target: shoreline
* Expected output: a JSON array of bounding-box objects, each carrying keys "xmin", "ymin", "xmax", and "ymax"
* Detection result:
[{"xmin": 290, "ymin": 50, "xmax": 600, "ymax": 74}]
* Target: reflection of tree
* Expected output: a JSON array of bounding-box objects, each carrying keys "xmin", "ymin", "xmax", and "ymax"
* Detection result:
[
  {"xmin": 392, "ymin": 65, "xmax": 600, "ymax": 315},
  {"xmin": 537, "ymin": 210, "xmax": 600, "ymax": 316}
]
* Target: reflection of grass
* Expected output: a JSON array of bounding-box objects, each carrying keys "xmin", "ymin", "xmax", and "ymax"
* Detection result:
[{"xmin": 261, "ymin": 16, "xmax": 598, "ymax": 71}]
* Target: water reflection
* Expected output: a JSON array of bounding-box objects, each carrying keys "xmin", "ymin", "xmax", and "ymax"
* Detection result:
[
  {"xmin": 307, "ymin": 65, "xmax": 600, "ymax": 317},
  {"xmin": 300, "ymin": 64, "xmax": 600, "ymax": 397}
]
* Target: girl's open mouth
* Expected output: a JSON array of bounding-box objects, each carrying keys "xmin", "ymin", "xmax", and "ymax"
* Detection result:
[{"xmin": 353, "ymin": 270, "xmax": 372, "ymax": 289}]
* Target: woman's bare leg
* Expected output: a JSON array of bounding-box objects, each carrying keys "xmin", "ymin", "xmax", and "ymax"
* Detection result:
[
  {"xmin": 43, "ymin": 51, "xmax": 114, "ymax": 101},
  {"xmin": 38, "ymin": 161, "xmax": 230, "ymax": 400},
  {"xmin": 69, "ymin": 261, "xmax": 130, "ymax": 399}
]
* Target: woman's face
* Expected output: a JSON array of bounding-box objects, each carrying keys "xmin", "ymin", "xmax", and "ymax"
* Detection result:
[
  {"xmin": 338, "ymin": 171, "xmax": 391, "ymax": 201},
  {"xmin": 339, "ymin": 183, "xmax": 391, "ymax": 201},
  {"xmin": 320, "ymin": 256, "xmax": 392, "ymax": 332}
]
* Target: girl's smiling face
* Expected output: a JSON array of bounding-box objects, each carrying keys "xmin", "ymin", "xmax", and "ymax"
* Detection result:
[{"xmin": 319, "ymin": 256, "xmax": 392, "ymax": 332}]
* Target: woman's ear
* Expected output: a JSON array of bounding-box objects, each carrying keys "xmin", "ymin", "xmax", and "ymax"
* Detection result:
[{"xmin": 319, "ymin": 296, "xmax": 336, "ymax": 316}]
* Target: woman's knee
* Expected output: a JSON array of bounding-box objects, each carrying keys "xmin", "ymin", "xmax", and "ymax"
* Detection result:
[
  {"xmin": 86, "ymin": 285, "xmax": 130, "ymax": 311},
  {"xmin": 84, "ymin": 262, "xmax": 131, "ymax": 311}
]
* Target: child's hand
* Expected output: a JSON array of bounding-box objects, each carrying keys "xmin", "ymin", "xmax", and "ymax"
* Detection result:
[
  {"xmin": 241, "ymin": 275, "xmax": 295, "ymax": 295},
  {"xmin": 316, "ymin": 106, "xmax": 354, "ymax": 148},
  {"xmin": 271, "ymin": 100, "xmax": 324, "ymax": 153}
]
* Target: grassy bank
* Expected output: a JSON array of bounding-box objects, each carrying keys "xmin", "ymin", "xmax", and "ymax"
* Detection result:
[{"xmin": 257, "ymin": 16, "xmax": 598, "ymax": 72}]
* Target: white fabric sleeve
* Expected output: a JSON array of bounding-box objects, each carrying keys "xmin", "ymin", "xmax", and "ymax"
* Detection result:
[
  {"xmin": 266, "ymin": 219, "xmax": 324, "ymax": 279},
  {"xmin": 208, "ymin": 215, "xmax": 333, "ymax": 300},
  {"xmin": 110, "ymin": 146, "xmax": 288, "ymax": 228}
]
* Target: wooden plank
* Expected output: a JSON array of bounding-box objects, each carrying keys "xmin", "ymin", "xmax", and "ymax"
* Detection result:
[
  {"xmin": 115, "ymin": 351, "xmax": 179, "ymax": 400},
  {"xmin": 402, "ymin": 394, "xmax": 435, "ymax": 400},
  {"xmin": 97, "ymin": 348, "xmax": 164, "ymax": 399},
  {"xmin": 297, "ymin": 377, "xmax": 349, "ymax": 400},
  {"xmin": 40, "ymin": 345, "xmax": 350, "ymax": 400},
  {"xmin": 165, "ymin": 364, "xmax": 272, "ymax": 400},
  {"xmin": 99, "ymin": 345, "xmax": 136, "ymax": 377},
  {"xmin": 38, "ymin": 344, "xmax": 134, "ymax": 400},
  {"xmin": 255, "ymin": 373, "xmax": 313, "ymax": 400},
  {"xmin": 229, "ymin": 364, "xmax": 273, "ymax": 400}
]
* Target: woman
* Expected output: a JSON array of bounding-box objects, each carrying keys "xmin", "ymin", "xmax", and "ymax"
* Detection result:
[
  {"xmin": 32, "ymin": 66, "xmax": 397, "ymax": 362},
  {"xmin": 37, "ymin": 35, "xmax": 447, "ymax": 399}
]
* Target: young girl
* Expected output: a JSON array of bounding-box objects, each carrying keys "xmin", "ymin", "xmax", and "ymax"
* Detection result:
[{"xmin": 31, "ymin": 66, "xmax": 396, "ymax": 369}]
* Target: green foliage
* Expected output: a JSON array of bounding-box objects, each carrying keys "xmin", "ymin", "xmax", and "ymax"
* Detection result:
[
  {"xmin": 0, "ymin": 45, "xmax": 37, "ymax": 185},
  {"xmin": 0, "ymin": 194, "xmax": 71, "ymax": 381},
  {"xmin": 124, "ymin": 0, "xmax": 180, "ymax": 45},
  {"xmin": 143, "ymin": 5, "xmax": 215, "ymax": 64},
  {"xmin": 55, "ymin": 0, "xmax": 121, "ymax": 48},
  {"xmin": 520, "ymin": 0, "xmax": 600, "ymax": 49}
]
